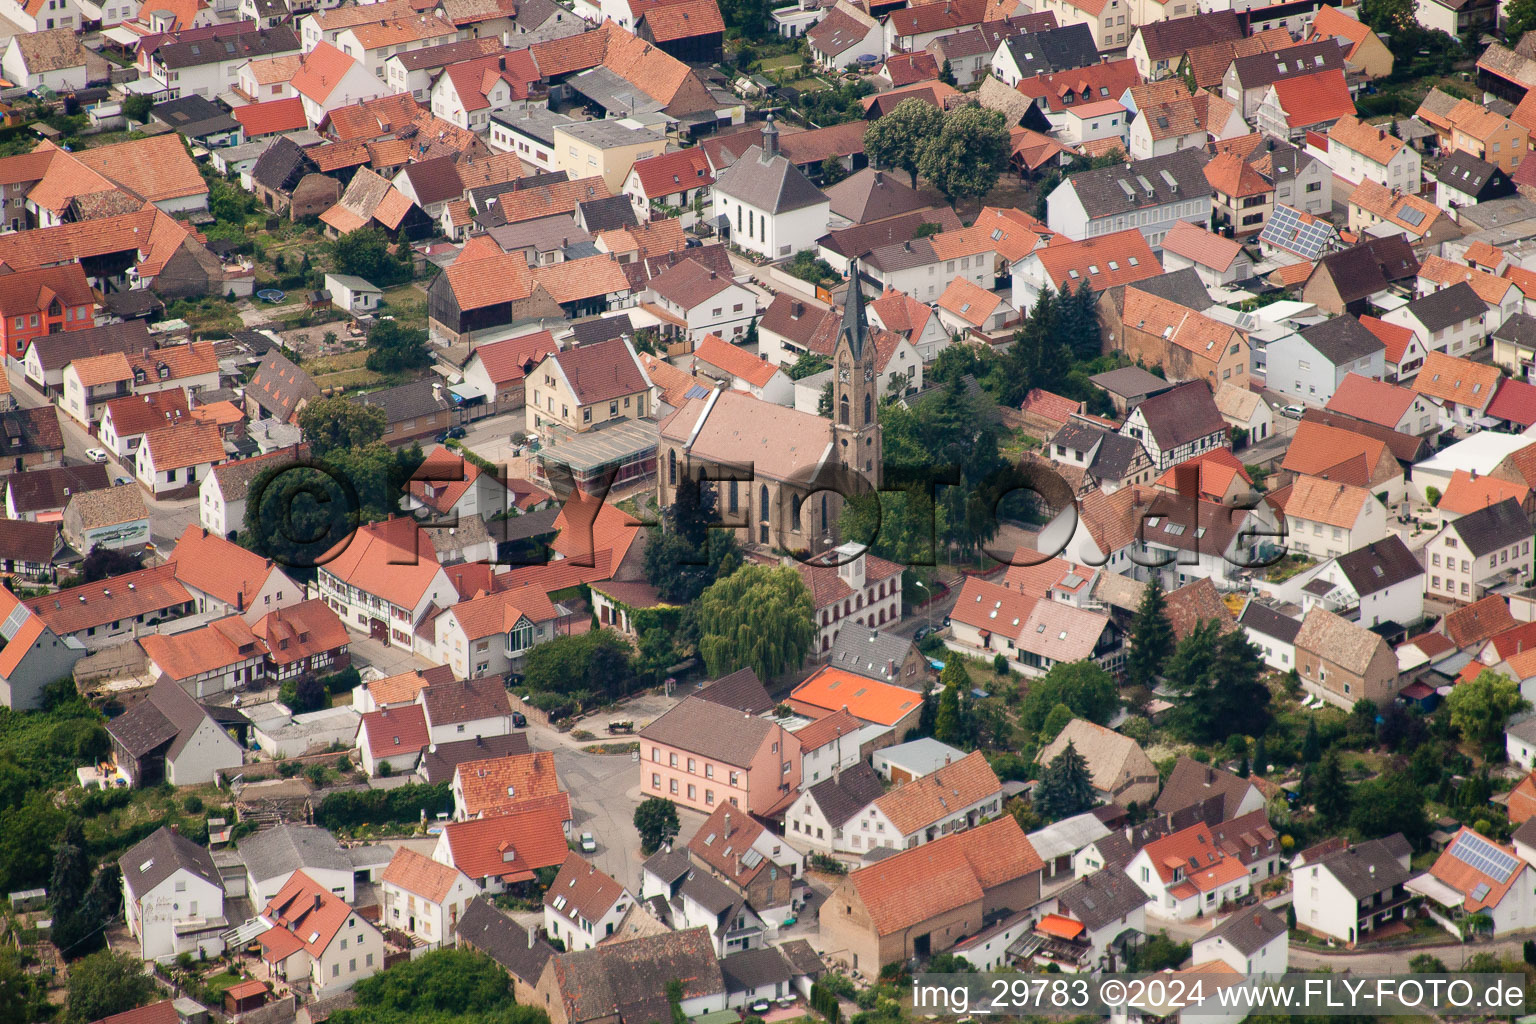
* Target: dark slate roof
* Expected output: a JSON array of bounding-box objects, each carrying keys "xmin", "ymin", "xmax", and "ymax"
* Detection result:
[
  {"xmin": 828, "ymin": 622, "xmax": 920, "ymax": 682},
  {"xmin": 155, "ymin": 25, "xmax": 299, "ymax": 69},
  {"xmin": 1435, "ymin": 150, "xmax": 1510, "ymax": 199},
  {"xmin": 1451, "ymin": 497, "xmax": 1531, "ymax": 557},
  {"xmin": 577, "ymin": 194, "xmax": 638, "ymax": 233},
  {"xmin": 1404, "ymin": 281, "xmax": 1483, "ymax": 332},
  {"xmin": 569, "ymin": 313, "xmax": 634, "ymax": 347},
  {"xmin": 247, "ymin": 349, "xmax": 320, "ymax": 422},
  {"xmin": 1363, "ymin": 236, "xmax": 1420, "ymax": 282},
  {"xmin": 152, "ymin": 94, "xmax": 240, "ymax": 139},
  {"xmin": 419, "ymin": 732, "xmax": 532, "ymax": 784},
  {"xmin": 1122, "ymin": 267, "xmax": 1213, "ymax": 311},
  {"xmin": 455, "ymin": 897, "xmax": 557, "ymax": 984},
  {"xmin": 778, "ymin": 938, "xmax": 823, "ymax": 977},
  {"xmin": 803, "ymin": 761, "xmax": 884, "ymax": 828},
  {"xmin": 1514, "ymin": 817, "xmax": 1536, "ymax": 852},
  {"xmin": 1335, "ymin": 536, "xmax": 1423, "ymax": 597},
  {"xmin": 715, "ymin": 140, "xmax": 828, "ymax": 214},
  {"xmin": 1313, "ymin": 836, "xmax": 1410, "ymax": 898},
  {"xmin": 550, "ymin": 927, "xmax": 723, "ymax": 1024},
  {"xmin": 819, "ymin": 207, "xmax": 963, "ymax": 260},
  {"xmin": 1239, "ymin": 601, "xmax": 1302, "ymax": 645},
  {"xmin": 1136, "ymin": 10, "xmax": 1242, "ymax": 61},
  {"xmin": 356, "ymin": 377, "xmax": 453, "ymax": 425},
  {"xmin": 106, "ymin": 678, "xmax": 215, "ymax": 759},
  {"xmin": 400, "ymin": 156, "xmax": 465, "ymax": 207},
  {"xmin": 863, "ymin": 236, "xmax": 938, "ymax": 273},
  {"xmin": 1154, "ymin": 756, "xmax": 1256, "ymax": 820},
  {"xmin": 6, "ymin": 463, "xmax": 108, "ymax": 514},
  {"xmin": 1496, "ymin": 313, "xmax": 1536, "ymax": 350},
  {"xmin": 642, "ymin": 846, "xmax": 693, "ymax": 887},
  {"xmin": 1055, "ymin": 868, "xmax": 1151, "ymax": 931},
  {"xmin": 121, "ymin": 825, "xmax": 221, "ymax": 899},
  {"xmin": 1063, "ymin": 148, "xmax": 1209, "ymax": 220},
  {"xmin": 1201, "ymin": 905, "xmax": 1286, "ymax": 956},
  {"xmin": 1314, "ymin": 246, "xmax": 1387, "ymax": 302},
  {"xmin": 1299, "ymin": 315, "xmax": 1385, "ymax": 366},
  {"xmin": 720, "ymin": 947, "xmax": 792, "ymax": 994},
  {"xmin": 0, "ymin": 518, "xmax": 59, "ymax": 565},
  {"xmin": 1132, "ymin": 380, "xmax": 1225, "ymax": 449},
  {"xmin": 1088, "ymin": 365, "xmax": 1172, "ymax": 400},
  {"xmin": 0, "ymin": 406, "xmax": 65, "ymax": 461},
  {"xmin": 1003, "ymin": 22, "xmax": 1098, "ymax": 76},
  {"xmin": 1230, "ymin": 39, "xmax": 1344, "ymax": 89},
  {"xmin": 250, "ymin": 136, "xmax": 313, "ymax": 194},
  {"xmin": 1091, "ymin": 431, "xmax": 1150, "ymax": 481},
  {"xmin": 695, "ymin": 667, "xmax": 775, "ymax": 715}
]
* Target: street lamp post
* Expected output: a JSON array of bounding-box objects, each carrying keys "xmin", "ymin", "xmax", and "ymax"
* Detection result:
[{"xmin": 913, "ymin": 579, "xmax": 931, "ymax": 631}]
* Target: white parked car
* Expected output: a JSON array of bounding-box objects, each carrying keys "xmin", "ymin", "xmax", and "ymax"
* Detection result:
[
  {"xmin": 86, "ymin": 448, "xmax": 109, "ymax": 463},
  {"xmin": 580, "ymin": 832, "xmax": 596, "ymax": 853}
]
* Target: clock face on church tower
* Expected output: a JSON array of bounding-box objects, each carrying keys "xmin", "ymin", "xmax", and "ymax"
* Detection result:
[
  {"xmin": 864, "ymin": 367, "xmax": 874, "ymax": 382},
  {"xmin": 838, "ymin": 360, "xmax": 850, "ymax": 383}
]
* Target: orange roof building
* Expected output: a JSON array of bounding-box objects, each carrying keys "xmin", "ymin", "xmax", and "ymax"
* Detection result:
[
  {"xmin": 789, "ymin": 665, "xmax": 925, "ymax": 731},
  {"xmin": 434, "ymin": 795, "xmax": 573, "ymax": 886},
  {"xmin": 451, "ymin": 750, "xmax": 569, "ymax": 822},
  {"xmin": 0, "ymin": 584, "xmax": 81, "ymax": 710},
  {"xmin": 379, "ymin": 847, "xmax": 478, "ymax": 945},
  {"xmin": 1124, "ymin": 822, "xmax": 1253, "ymax": 921},
  {"xmin": 259, "ymin": 870, "xmax": 384, "ymax": 997},
  {"xmin": 821, "ymin": 816, "xmax": 1043, "ymax": 968},
  {"xmin": 317, "ymin": 517, "xmax": 456, "ymax": 652}
]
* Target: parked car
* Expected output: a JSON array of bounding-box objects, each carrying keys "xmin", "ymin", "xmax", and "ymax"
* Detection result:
[
  {"xmin": 511, "ymin": 711, "xmax": 528, "ymax": 729},
  {"xmin": 85, "ymin": 448, "xmax": 109, "ymax": 464},
  {"xmin": 580, "ymin": 832, "xmax": 596, "ymax": 853},
  {"xmin": 445, "ymin": 426, "xmax": 467, "ymax": 440},
  {"xmin": 1281, "ymin": 404, "xmax": 1304, "ymax": 419},
  {"xmin": 913, "ymin": 625, "xmax": 934, "ymax": 641}
]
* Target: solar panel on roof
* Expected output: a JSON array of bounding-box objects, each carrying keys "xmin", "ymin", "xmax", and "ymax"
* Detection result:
[
  {"xmin": 684, "ymin": 385, "xmax": 711, "ymax": 399},
  {"xmin": 0, "ymin": 604, "xmax": 27, "ymax": 640},
  {"xmin": 1448, "ymin": 831, "xmax": 1519, "ymax": 884},
  {"xmin": 1471, "ymin": 882, "xmax": 1491, "ymax": 902},
  {"xmin": 1400, "ymin": 206, "xmax": 1426, "ymax": 227}
]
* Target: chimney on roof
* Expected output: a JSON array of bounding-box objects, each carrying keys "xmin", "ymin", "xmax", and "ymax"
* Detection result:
[{"xmin": 314, "ymin": 893, "xmax": 322, "ymax": 910}]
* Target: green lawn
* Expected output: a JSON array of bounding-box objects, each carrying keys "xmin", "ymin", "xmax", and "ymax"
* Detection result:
[{"xmin": 201, "ymin": 972, "xmax": 244, "ymax": 996}]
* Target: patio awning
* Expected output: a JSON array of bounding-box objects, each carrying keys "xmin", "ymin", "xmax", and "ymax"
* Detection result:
[
  {"xmin": 102, "ymin": 25, "xmax": 141, "ymax": 46},
  {"xmin": 221, "ymin": 917, "xmax": 270, "ymax": 947},
  {"xmin": 1035, "ymin": 914, "xmax": 1085, "ymax": 940},
  {"xmin": 1406, "ymin": 871, "xmax": 1464, "ymax": 909}
]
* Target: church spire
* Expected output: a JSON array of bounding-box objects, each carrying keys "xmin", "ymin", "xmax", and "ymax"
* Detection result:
[{"xmin": 839, "ymin": 260, "xmax": 869, "ymax": 363}]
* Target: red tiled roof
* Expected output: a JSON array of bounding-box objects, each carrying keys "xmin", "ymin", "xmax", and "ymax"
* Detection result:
[
  {"xmin": 318, "ymin": 516, "xmax": 443, "ymax": 610},
  {"xmin": 1358, "ymin": 315, "xmax": 1416, "ymax": 365},
  {"xmin": 1033, "ymin": 229, "xmax": 1160, "ymax": 292},
  {"xmin": 789, "ymin": 666, "xmax": 923, "ymax": 726},
  {"xmin": 1324, "ymin": 372, "xmax": 1418, "ymax": 428},
  {"xmin": 260, "ymin": 871, "xmax": 360, "ymax": 962},
  {"xmin": 439, "ymin": 795, "xmax": 572, "ymax": 882},
  {"xmin": 250, "ymin": 599, "xmax": 349, "ymax": 667},
  {"xmin": 1268, "ymin": 69, "xmax": 1353, "ymax": 128},
  {"xmin": 628, "ymin": 147, "xmax": 713, "ymax": 199},
  {"xmin": 359, "ymin": 704, "xmax": 430, "ymax": 757},
  {"xmin": 694, "ymin": 333, "xmax": 779, "ymax": 388},
  {"xmin": 846, "ymin": 817, "xmax": 1043, "ymax": 936},
  {"xmin": 382, "ymin": 846, "xmax": 467, "ymax": 903}
]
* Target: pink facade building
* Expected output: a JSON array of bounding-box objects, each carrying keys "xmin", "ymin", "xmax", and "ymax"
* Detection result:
[{"xmin": 637, "ymin": 696, "xmax": 803, "ymax": 816}]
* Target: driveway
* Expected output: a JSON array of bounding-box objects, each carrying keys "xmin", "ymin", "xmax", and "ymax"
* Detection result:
[{"xmin": 347, "ymin": 633, "xmax": 442, "ymax": 678}]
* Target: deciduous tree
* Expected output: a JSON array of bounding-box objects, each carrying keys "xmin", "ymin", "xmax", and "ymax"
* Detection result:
[
  {"xmin": 916, "ymin": 104, "xmax": 1009, "ymax": 205},
  {"xmin": 698, "ymin": 565, "xmax": 815, "ymax": 682},
  {"xmin": 634, "ymin": 796, "xmax": 680, "ymax": 855},
  {"xmin": 862, "ymin": 98, "xmax": 944, "ymax": 187},
  {"xmin": 65, "ymin": 950, "xmax": 156, "ymax": 1024},
  {"xmin": 1447, "ymin": 669, "xmax": 1527, "ymax": 747}
]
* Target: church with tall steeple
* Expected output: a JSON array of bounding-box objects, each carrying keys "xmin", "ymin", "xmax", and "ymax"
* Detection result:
[
  {"xmin": 654, "ymin": 263, "xmax": 884, "ymax": 553},
  {"xmin": 831, "ymin": 261, "xmax": 882, "ymax": 489}
]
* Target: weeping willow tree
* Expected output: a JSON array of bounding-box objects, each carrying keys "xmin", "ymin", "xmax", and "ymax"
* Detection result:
[{"xmin": 698, "ymin": 564, "xmax": 816, "ymax": 682}]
